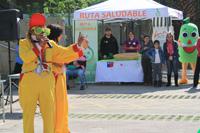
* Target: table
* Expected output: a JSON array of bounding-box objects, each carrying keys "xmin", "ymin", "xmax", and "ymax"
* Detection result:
[
  {"xmin": 95, "ymin": 60, "xmax": 143, "ymax": 82},
  {"xmin": 8, "ymin": 74, "xmax": 20, "ymax": 113},
  {"xmin": 0, "ymin": 80, "xmax": 6, "ymax": 122}
]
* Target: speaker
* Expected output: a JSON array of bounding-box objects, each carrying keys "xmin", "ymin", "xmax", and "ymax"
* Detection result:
[{"xmin": 0, "ymin": 9, "xmax": 22, "ymax": 41}]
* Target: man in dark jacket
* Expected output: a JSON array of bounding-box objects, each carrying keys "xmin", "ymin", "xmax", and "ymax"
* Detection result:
[
  {"xmin": 140, "ymin": 35, "xmax": 153, "ymax": 85},
  {"xmin": 100, "ymin": 27, "xmax": 118, "ymax": 59},
  {"xmin": 193, "ymin": 38, "xmax": 200, "ymax": 89}
]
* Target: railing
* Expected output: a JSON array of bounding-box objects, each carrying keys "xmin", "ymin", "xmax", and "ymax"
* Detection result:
[{"xmin": 0, "ymin": 41, "xmax": 15, "ymax": 52}]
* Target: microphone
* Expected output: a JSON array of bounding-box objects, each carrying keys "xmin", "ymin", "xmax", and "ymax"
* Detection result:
[
  {"xmin": 47, "ymin": 41, "xmax": 53, "ymax": 48},
  {"xmin": 40, "ymin": 35, "xmax": 53, "ymax": 48}
]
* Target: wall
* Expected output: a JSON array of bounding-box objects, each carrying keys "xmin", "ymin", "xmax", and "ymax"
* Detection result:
[{"xmin": 0, "ymin": 41, "xmax": 16, "ymax": 76}]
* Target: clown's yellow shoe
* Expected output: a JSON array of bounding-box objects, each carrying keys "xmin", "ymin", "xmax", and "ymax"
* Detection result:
[{"xmin": 179, "ymin": 78, "xmax": 188, "ymax": 84}]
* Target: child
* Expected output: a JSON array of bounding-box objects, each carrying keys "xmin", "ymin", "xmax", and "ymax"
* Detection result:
[{"xmin": 146, "ymin": 40, "xmax": 165, "ymax": 87}]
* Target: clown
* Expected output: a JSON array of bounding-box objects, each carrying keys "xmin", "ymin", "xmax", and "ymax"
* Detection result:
[
  {"xmin": 47, "ymin": 24, "xmax": 88, "ymax": 133},
  {"xmin": 19, "ymin": 13, "xmax": 87, "ymax": 133},
  {"xmin": 178, "ymin": 18, "xmax": 199, "ymax": 84}
]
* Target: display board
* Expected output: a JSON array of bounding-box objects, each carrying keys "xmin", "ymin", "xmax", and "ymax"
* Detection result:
[{"xmin": 74, "ymin": 20, "xmax": 98, "ymax": 82}]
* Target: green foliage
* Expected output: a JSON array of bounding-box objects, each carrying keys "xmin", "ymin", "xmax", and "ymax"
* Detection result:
[
  {"xmin": 43, "ymin": 0, "xmax": 106, "ymax": 15},
  {"xmin": 87, "ymin": 0, "xmax": 106, "ymax": 6}
]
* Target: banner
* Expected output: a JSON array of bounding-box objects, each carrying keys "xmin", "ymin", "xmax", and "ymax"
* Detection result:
[
  {"xmin": 78, "ymin": 10, "xmax": 147, "ymax": 20},
  {"xmin": 96, "ymin": 60, "xmax": 143, "ymax": 82},
  {"xmin": 152, "ymin": 17, "xmax": 174, "ymax": 48},
  {"xmin": 74, "ymin": 20, "xmax": 98, "ymax": 83}
]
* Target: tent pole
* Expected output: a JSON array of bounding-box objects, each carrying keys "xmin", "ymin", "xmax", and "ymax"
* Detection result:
[
  {"xmin": 167, "ymin": 17, "xmax": 170, "ymax": 32},
  {"xmin": 101, "ymin": 20, "xmax": 104, "ymax": 36},
  {"xmin": 120, "ymin": 23, "xmax": 122, "ymax": 46},
  {"xmin": 126, "ymin": 21, "xmax": 128, "ymax": 40},
  {"xmin": 7, "ymin": 41, "xmax": 11, "ymax": 74},
  {"xmin": 131, "ymin": 19, "xmax": 134, "ymax": 31},
  {"xmin": 138, "ymin": 20, "xmax": 141, "ymax": 41},
  {"xmin": 73, "ymin": 20, "xmax": 75, "ymax": 42}
]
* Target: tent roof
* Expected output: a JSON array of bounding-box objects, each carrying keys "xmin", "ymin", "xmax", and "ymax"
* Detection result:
[{"xmin": 74, "ymin": 0, "xmax": 183, "ymax": 20}]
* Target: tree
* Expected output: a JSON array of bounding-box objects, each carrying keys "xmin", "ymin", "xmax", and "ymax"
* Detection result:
[
  {"xmin": 0, "ymin": 0, "xmax": 10, "ymax": 9},
  {"xmin": 155, "ymin": 0, "xmax": 200, "ymax": 28},
  {"xmin": 154, "ymin": 0, "xmax": 200, "ymax": 39},
  {"xmin": 43, "ymin": 0, "xmax": 106, "ymax": 31},
  {"xmin": 43, "ymin": 0, "xmax": 106, "ymax": 16},
  {"xmin": 43, "ymin": 0, "xmax": 106, "ymax": 43}
]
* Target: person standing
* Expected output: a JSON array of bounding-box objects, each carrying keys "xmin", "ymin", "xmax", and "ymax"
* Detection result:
[
  {"xmin": 140, "ymin": 35, "xmax": 153, "ymax": 85},
  {"xmin": 192, "ymin": 38, "xmax": 200, "ymax": 89},
  {"xmin": 163, "ymin": 33, "xmax": 179, "ymax": 87},
  {"xmin": 19, "ymin": 13, "xmax": 87, "ymax": 133},
  {"xmin": 100, "ymin": 27, "xmax": 118, "ymax": 59},
  {"xmin": 146, "ymin": 40, "xmax": 165, "ymax": 87},
  {"xmin": 123, "ymin": 31, "xmax": 141, "ymax": 53},
  {"xmin": 47, "ymin": 24, "xmax": 87, "ymax": 133}
]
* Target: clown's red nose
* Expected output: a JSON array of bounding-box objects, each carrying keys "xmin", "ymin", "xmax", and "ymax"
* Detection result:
[{"xmin": 188, "ymin": 40, "xmax": 192, "ymax": 45}]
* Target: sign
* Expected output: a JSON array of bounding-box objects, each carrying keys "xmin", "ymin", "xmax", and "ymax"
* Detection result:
[
  {"xmin": 74, "ymin": 20, "xmax": 98, "ymax": 82},
  {"xmin": 79, "ymin": 10, "xmax": 147, "ymax": 20},
  {"xmin": 74, "ymin": 8, "xmax": 173, "ymax": 20},
  {"xmin": 152, "ymin": 27, "xmax": 168, "ymax": 46},
  {"xmin": 152, "ymin": 26, "xmax": 174, "ymax": 48},
  {"xmin": 95, "ymin": 60, "xmax": 143, "ymax": 82},
  {"xmin": 152, "ymin": 17, "xmax": 174, "ymax": 48}
]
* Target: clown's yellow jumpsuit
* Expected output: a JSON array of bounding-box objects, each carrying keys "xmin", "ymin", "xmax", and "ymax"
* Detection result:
[
  {"xmin": 52, "ymin": 43, "xmax": 83, "ymax": 133},
  {"xmin": 19, "ymin": 39, "xmax": 83, "ymax": 133}
]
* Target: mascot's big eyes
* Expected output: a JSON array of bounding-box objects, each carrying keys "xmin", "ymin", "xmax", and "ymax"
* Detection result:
[
  {"xmin": 182, "ymin": 32, "xmax": 188, "ymax": 38},
  {"xmin": 191, "ymin": 32, "xmax": 197, "ymax": 37}
]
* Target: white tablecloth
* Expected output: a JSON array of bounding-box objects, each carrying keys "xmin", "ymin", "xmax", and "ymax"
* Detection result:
[{"xmin": 95, "ymin": 60, "xmax": 143, "ymax": 82}]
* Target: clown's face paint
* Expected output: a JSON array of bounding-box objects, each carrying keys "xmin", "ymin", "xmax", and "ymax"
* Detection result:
[
  {"xmin": 179, "ymin": 23, "xmax": 199, "ymax": 53},
  {"xmin": 30, "ymin": 26, "xmax": 50, "ymax": 44}
]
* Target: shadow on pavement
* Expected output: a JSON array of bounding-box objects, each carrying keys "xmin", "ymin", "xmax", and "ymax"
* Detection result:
[
  {"xmin": 185, "ymin": 87, "xmax": 200, "ymax": 94},
  {"xmin": 9, "ymin": 81, "xmax": 199, "ymax": 96},
  {"xmin": 68, "ymin": 83, "xmax": 194, "ymax": 95}
]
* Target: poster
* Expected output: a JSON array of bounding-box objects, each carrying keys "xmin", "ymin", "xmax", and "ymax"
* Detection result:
[
  {"xmin": 152, "ymin": 17, "xmax": 174, "ymax": 48},
  {"xmin": 74, "ymin": 20, "xmax": 98, "ymax": 83}
]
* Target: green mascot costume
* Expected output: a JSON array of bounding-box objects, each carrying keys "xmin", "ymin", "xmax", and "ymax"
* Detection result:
[{"xmin": 178, "ymin": 17, "xmax": 199, "ymax": 84}]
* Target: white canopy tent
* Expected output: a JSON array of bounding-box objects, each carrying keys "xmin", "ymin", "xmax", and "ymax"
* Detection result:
[
  {"xmin": 74, "ymin": 0, "xmax": 183, "ymax": 20},
  {"xmin": 73, "ymin": 0, "xmax": 183, "ymax": 83}
]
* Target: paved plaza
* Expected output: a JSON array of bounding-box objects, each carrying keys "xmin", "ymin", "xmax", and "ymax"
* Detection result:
[{"xmin": 1, "ymin": 82, "xmax": 200, "ymax": 133}]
